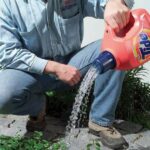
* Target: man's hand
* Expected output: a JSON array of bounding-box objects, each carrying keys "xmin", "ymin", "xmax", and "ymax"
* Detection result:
[
  {"xmin": 44, "ymin": 60, "xmax": 81, "ymax": 86},
  {"xmin": 104, "ymin": 0, "xmax": 130, "ymax": 32}
]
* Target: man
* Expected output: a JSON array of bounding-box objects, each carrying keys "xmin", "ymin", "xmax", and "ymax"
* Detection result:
[{"xmin": 0, "ymin": 0, "xmax": 134, "ymax": 149}]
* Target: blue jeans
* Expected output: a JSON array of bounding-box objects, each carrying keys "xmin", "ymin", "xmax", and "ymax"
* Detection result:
[{"xmin": 0, "ymin": 40, "xmax": 125, "ymax": 126}]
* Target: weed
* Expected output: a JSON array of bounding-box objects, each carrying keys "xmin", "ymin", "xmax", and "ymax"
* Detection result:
[
  {"xmin": 0, "ymin": 131, "xmax": 50, "ymax": 150},
  {"xmin": 86, "ymin": 140, "xmax": 101, "ymax": 150},
  {"xmin": 117, "ymin": 66, "xmax": 150, "ymax": 129}
]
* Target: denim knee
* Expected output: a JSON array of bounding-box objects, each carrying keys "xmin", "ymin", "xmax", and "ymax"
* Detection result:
[{"xmin": 0, "ymin": 86, "xmax": 28, "ymax": 114}]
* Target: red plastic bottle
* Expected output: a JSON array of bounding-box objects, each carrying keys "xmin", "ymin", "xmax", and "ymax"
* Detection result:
[{"xmin": 101, "ymin": 9, "xmax": 150, "ymax": 70}]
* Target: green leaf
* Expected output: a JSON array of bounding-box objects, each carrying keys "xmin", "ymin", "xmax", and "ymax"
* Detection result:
[
  {"xmin": 86, "ymin": 143, "xmax": 92, "ymax": 150},
  {"xmin": 95, "ymin": 142, "xmax": 101, "ymax": 150}
]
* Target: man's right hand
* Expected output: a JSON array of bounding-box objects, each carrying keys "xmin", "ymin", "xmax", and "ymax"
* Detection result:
[
  {"xmin": 44, "ymin": 60, "xmax": 81, "ymax": 86},
  {"xmin": 104, "ymin": 0, "xmax": 130, "ymax": 32}
]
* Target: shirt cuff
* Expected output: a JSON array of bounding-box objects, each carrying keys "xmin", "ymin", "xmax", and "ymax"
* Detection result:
[
  {"xmin": 29, "ymin": 56, "xmax": 48, "ymax": 75},
  {"xmin": 124, "ymin": 0, "xmax": 134, "ymax": 9}
]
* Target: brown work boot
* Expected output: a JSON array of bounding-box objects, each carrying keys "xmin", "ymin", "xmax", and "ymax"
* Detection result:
[
  {"xmin": 88, "ymin": 121, "xmax": 129, "ymax": 149},
  {"xmin": 26, "ymin": 101, "xmax": 46, "ymax": 132}
]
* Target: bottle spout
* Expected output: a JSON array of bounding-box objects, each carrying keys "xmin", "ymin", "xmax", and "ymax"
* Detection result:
[{"xmin": 93, "ymin": 51, "xmax": 116, "ymax": 73}]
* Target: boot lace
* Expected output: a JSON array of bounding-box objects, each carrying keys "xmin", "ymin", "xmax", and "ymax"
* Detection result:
[{"xmin": 107, "ymin": 127, "xmax": 117, "ymax": 135}]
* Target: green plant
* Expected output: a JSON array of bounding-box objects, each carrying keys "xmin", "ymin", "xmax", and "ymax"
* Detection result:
[
  {"xmin": 117, "ymin": 66, "xmax": 150, "ymax": 128},
  {"xmin": 49, "ymin": 140, "xmax": 68, "ymax": 150},
  {"xmin": 46, "ymin": 90, "xmax": 76, "ymax": 119},
  {"xmin": 0, "ymin": 131, "xmax": 69, "ymax": 150},
  {"xmin": 86, "ymin": 140, "xmax": 101, "ymax": 150},
  {"xmin": 0, "ymin": 131, "xmax": 50, "ymax": 150}
]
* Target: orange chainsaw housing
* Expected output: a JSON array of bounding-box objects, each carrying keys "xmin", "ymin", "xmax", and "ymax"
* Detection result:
[{"xmin": 101, "ymin": 9, "xmax": 150, "ymax": 70}]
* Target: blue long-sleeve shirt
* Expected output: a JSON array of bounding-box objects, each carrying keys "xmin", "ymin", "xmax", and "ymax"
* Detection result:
[{"xmin": 0, "ymin": 0, "xmax": 133, "ymax": 74}]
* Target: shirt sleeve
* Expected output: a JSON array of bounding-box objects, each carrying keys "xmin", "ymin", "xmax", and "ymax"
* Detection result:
[
  {"xmin": 82, "ymin": 0, "xmax": 109, "ymax": 18},
  {"xmin": 0, "ymin": 0, "xmax": 48, "ymax": 74}
]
